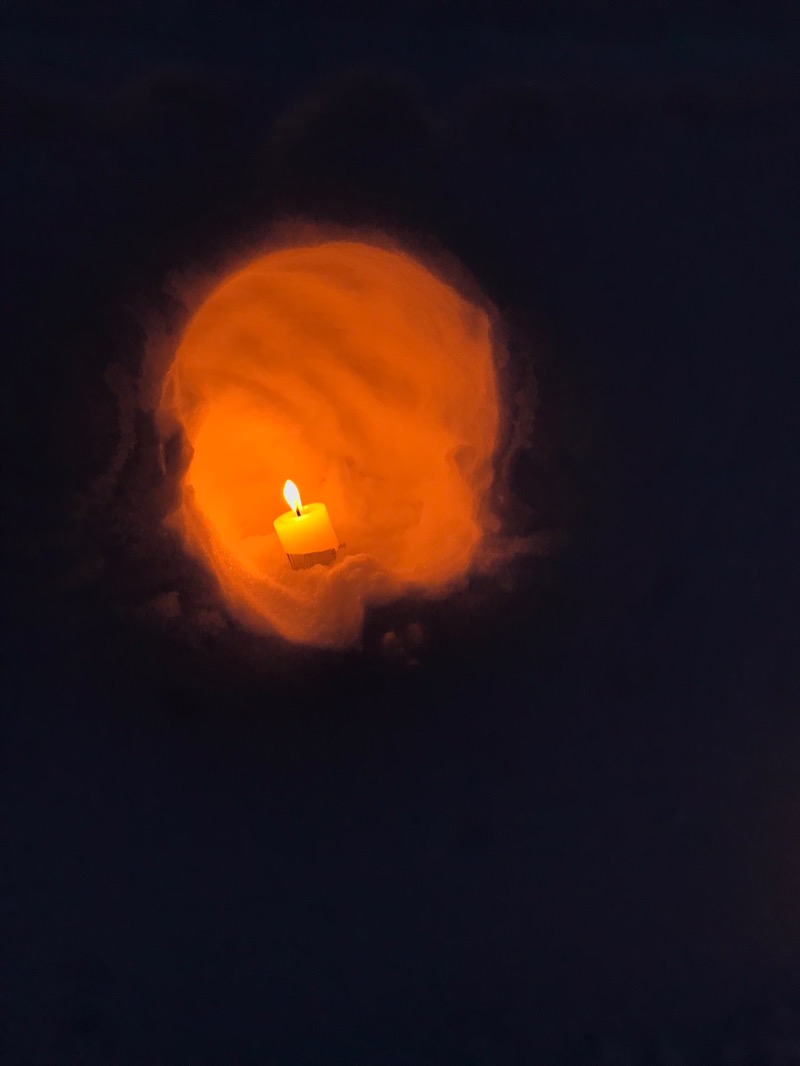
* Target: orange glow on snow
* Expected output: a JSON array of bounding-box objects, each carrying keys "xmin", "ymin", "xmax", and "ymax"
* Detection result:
[{"xmin": 160, "ymin": 239, "xmax": 500, "ymax": 648}]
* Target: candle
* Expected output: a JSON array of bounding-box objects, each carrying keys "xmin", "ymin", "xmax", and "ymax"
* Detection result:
[{"xmin": 273, "ymin": 480, "xmax": 340, "ymax": 570}]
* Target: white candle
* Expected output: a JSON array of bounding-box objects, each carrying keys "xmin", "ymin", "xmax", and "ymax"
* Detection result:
[{"xmin": 273, "ymin": 480, "xmax": 340, "ymax": 570}]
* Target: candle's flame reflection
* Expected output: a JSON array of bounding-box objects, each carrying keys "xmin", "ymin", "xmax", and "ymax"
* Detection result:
[{"xmin": 283, "ymin": 479, "xmax": 302, "ymax": 516}]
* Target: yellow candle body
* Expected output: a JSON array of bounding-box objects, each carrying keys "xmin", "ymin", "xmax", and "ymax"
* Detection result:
[{"xmin": 273, "ymin": 503, "xmax": 339, "ymax": 567}]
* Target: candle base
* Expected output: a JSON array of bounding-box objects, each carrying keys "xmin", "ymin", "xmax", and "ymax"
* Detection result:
[{"xmin": 286, "ymin": 547, "xmax": 338, "ymax": 571}]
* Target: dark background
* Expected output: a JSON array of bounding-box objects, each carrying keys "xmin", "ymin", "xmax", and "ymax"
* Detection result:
[{"xmin": 3, "ymin": 3, "xmax": 800, "ymax": 1063}]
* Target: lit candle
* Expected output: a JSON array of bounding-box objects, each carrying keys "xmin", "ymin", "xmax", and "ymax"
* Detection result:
[{"xmin": 273, "ymin": 480, "xmax": 340, "ymax": 570}]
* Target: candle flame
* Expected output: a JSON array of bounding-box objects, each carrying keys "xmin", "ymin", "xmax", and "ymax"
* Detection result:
[{"xmin": 283, "ymin": 479, "xmax": 302, "ymax": 516}]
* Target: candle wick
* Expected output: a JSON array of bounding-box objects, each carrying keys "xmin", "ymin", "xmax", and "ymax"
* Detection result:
[{"xmin": 295, "ymin": 505, "xmax": 302, "ymax": 517}]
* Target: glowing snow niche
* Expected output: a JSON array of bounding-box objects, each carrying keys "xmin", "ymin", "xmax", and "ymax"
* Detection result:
[{"xmin": 160, "ymin": 239, "xmax": 501, "ymax": 648}]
